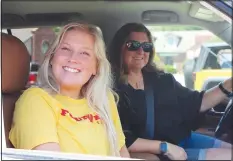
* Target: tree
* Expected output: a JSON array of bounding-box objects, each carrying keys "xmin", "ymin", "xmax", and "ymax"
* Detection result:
[
  {"xmin": 207, "ymin": 36, "xmax": 224, "ymax": 43},
  {"xmin": 153, "ymin": 52, "xmax": 165, "ymax": 69},
  {"xmin": 52, "ymin": 27, "xmax": 61, "ymax": 34}
]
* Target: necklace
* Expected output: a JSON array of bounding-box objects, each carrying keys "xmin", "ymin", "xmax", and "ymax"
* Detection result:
[{"xmin": 128, "ymin": 78, "xmax": 144, "ymax": 89}]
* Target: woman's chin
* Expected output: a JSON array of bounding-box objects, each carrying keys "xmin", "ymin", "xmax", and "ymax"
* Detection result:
[
  {"xmin": 130, "ymin": 65, "xmax": 144, "ymax": 71},
  {"xmin": 60, "ymin": 81, "xmax": 84, "ymax": 90}
]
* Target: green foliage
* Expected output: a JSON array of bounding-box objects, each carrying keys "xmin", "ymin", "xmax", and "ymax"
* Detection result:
[
  {"xmin": 52, "ymin": 27, "xmax": 61, "ymax": 34},
  {"xmin": 164, "ymin": 65, "xmax": 177, "ymax": 74},
  {"xmin": 153, "ymin": 52, "xmax": 161, "ymax": 62},
  {"xmin": 153, "ymin": 52, "xmax": 165, "ymax": 69},
  {"xmin": 206, "ymin": 36, "xmax": 224, "ymax": 43}
]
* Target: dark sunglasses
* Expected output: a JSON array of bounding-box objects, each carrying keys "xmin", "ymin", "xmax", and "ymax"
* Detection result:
[{"xmin": 126, "ymin": 40, "xmax": 153, "ymax": 53}]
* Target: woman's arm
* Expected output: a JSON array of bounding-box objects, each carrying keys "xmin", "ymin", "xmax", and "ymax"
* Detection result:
[
  {"xmin": 128, "ymin": 138, "xmax": 161, "ymax": 154},
  {"xmin": 169, "ymin": 74, "xmax": 231, "ymax": 120},
  {"xmin": 9, "ymin": 89, "xmax": 59, "ymax": 150},
  {"xmin": 128, "ymin": 138, "xmax": 187, "ymax": 160},
  {"xmin": 200, "ymin": 78, "xmax": 232, "ymax": 112},
  {"xmin": 119, "ymin": 145, "xmax": 130, "ymax": 158},
  {"xmin": 33, "ymin": 143, "xmax": 60, "ymax": 151}
]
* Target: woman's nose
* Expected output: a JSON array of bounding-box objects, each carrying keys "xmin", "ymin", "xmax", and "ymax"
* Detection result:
[
  {"xmin": 68, "ymin": 59, "xmax": 78, "ymax": 64},
  {"xmin": 68, "ymin": 53, "xmax": 79, "ymax": 64},
  {"xmin": 136, "ymin": 46, "xmax": 144, "ymax": 55}
]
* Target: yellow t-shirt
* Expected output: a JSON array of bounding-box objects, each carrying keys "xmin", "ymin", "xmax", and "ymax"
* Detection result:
[{"xmin": 9, "ymin": 87, "xmax": 125, "ymax": 156}]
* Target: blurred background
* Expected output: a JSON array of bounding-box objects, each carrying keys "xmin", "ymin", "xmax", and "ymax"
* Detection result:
[{"xmin": 2, "ymin": 24, "xmax": 232, "ymax": 91}]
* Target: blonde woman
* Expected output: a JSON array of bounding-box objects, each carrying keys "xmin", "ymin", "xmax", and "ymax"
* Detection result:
[{"xmin": 9, "ymin": 22, "xmax": 130, "ymax": 158}]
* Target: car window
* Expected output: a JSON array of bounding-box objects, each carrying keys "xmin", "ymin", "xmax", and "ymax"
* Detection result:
[
  {"xmin": 203, "ymin": 51, "xmax": 221, "ymax": 69},
  {"xmin": 146, "ymin": 25, "xmax": 231, "ymax": 89},
  {"xmin": 145, "ymin": 1, "xmax": 232, "ymax": 91}
]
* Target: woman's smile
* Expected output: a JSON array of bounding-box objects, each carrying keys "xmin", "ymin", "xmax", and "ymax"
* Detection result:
[
  {"xmin": 63, "ymin": 66, "xmax": 81, "ymax": 73},
  {"xmin": 133, "ymin": 57, "xmax": 143, "ymax": 60}
]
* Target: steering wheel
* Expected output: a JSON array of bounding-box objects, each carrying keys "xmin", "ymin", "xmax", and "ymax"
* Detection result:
[{"xmin": 215, "ymin": 98, "xmax": 233, "ymax": 138}]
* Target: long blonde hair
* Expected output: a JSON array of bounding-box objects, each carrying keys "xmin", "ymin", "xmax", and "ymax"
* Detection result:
[{"xmin": 37, "ymin": 22, "xmax": 120, "ymax": 156}]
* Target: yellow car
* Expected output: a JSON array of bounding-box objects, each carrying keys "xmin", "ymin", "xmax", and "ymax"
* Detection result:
[{"xmin": 193, "ymin": 42, "xmax": 232, "ymax": 91}]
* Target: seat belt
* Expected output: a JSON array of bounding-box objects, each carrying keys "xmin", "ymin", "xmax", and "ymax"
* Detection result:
[{"xmin": 144, "ymin": 78, "xmax": 155, "ymax": 139}]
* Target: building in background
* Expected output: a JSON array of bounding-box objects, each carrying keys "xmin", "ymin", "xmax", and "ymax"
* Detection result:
[
  {"xmin": 31, "ymin": 28, "xmax": 56, "ymax": 65},
  {"xmin": 152, "ymin": 30, "xmax": 219, "ymax": 72}
]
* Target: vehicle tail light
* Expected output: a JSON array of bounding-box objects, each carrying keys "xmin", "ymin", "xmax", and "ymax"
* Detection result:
[
  {"xmin": 28, "ymin": 74, "xmax": 37, "ymax": 85},
  {"xmin": 192, "ymin": 72, "xmax": 196, "ymax": 81}
]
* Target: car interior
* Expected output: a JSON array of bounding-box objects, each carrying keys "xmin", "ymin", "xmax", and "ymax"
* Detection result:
[{"xmin": 1, "ymin": 0, "xmax": 232, "ymax": 157}]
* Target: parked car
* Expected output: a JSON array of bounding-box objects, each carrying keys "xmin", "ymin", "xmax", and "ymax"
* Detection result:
[{"xmin": 192, "ymin": 42, "xmax": 232, "ymax": 91}]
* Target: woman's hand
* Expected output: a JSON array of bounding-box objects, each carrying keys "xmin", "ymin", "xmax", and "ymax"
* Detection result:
[{"xmin": 165, "ymin": 143, "xmax": 187, "ymax": 160}]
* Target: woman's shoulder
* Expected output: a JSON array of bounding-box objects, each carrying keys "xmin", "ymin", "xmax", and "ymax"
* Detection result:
[
  {"xmin": 21, "ymin": 86, "xmax": 49, "ymax": 96},
  {"xmin": 15, "ymin": 87, "xmax": 59, "ymax": 116},
  {"xmin": 13, "ymin": 87, "xmax": 59, "ymax": 130},
  {"xmin": 145, "ymin": 71, "xmax": 173, "ymax": 80},
  {"xmin": 144, "ymin": 71, "xmax": 175, "ymax": 86},
  {"xmin": 19, "ymin": 86, "xmax": 53, "ymax": 103}
]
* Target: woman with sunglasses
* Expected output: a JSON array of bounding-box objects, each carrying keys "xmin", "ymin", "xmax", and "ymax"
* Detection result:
[{"xmin": 108, "ymin": 23, "xmax": 232, "ymax": 160}]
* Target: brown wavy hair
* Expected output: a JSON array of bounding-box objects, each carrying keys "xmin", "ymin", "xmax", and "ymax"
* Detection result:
[{"xmin": 108, "ymin": 22, "xmax": 162, "ymax": 84}]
